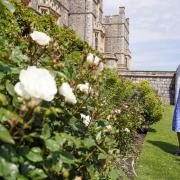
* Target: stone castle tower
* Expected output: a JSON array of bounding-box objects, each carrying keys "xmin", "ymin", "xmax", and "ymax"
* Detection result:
[{"xmin": 26, "ymin": 0, "xmax": 131, "ymax": 70}]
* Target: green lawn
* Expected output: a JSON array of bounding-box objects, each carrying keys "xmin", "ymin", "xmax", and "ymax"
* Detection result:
[{"xmin": 134, "ymin": 106, "xmax": 180, "ymax": 180}]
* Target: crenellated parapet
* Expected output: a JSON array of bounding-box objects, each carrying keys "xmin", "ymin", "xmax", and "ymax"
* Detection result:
[{"xmin": 103, "ymin": 6, "xmax": 131, "ymax": 71}]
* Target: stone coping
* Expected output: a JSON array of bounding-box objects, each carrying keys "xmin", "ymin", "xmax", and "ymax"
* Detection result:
[{"xmin": 119, "ymin": 71, "xmax": 176, "ymax": 78}]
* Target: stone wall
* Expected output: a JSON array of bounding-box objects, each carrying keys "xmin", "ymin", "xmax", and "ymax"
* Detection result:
[
  {"xmin": 69, "ymin": 0, "xmax": 104, "ymax": 48},
  {"xmin": 119, "ymin": 71, "xmax": 176, "ymax": 105},
  {"xmin": 28, "ymin": 0, "xmax": 131, "ymax": 70},
  {"xmin": 29, "ymin": 0, "xmax": 69, "ymax": 26}
]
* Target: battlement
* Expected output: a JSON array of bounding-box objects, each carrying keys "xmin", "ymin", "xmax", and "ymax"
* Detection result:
[{"xmin": 102, "ymin": 6, "xmax": 131, "ymax": 70}]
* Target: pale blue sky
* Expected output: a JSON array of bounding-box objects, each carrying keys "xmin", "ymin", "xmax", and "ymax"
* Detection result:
[{"xmin": 103, "ymin": 0, "xmax": 180, "ymax": 71}]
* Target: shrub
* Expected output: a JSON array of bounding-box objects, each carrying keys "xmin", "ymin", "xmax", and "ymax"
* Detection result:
[
  {"xmin": 137, "ymin": 80, "xmax": 165, "ymax": 125},
  {"xmin": 99, "ymin": 70, "xmax": 144, "ymax": 154}
]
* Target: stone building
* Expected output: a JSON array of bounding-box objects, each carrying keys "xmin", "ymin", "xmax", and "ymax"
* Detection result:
[
  {"xmin": 25, "ymin": 0, "xmax": 131, "ymax": 70},
  {"xmin": 103, "ymin": 7, "xmax": 131, "ymax": 70}
]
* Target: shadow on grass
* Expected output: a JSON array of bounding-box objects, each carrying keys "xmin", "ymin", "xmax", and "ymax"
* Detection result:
[
  {"xmin": 147, "ymin": 140, "xmax": 178, "ymax": 155},
  {"xmin": 148, "ymin": 128, "xmax": 157, "ymax": 133},
  {"xmin": 175, "ymin": 158, "xmax": 180, "ymax": 165}
]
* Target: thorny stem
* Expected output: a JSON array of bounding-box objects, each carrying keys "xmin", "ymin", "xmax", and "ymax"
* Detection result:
[{"xmin": 73, "ymin": 94, "xmax": 90, "ymax": 115}]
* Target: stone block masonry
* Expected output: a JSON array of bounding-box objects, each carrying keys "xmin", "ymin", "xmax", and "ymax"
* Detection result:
[
  {"xmin": 26, "ymin": 0, "xmax": 131, "ymax": 70},
  {"xmin": 119, "ymin": 71, "xmax": 176, "ymax": 105}
]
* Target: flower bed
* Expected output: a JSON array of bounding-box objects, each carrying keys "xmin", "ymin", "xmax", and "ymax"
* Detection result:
[{"xmin": 0, "ymin": 1, "xmax": 164, "ymax": 179}]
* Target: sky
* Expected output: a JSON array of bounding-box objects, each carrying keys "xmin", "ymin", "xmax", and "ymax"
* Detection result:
[{"xmin": 103, "ymin": 0, "xmax": 180, "ymax": 71}]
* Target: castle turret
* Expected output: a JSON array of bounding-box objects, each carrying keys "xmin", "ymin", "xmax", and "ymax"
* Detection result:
[{"xmin": 103, "ymin": 6, "xmax": 131, "ymax": 70}]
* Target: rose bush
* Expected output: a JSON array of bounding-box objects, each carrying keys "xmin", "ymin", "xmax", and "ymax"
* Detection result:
[{"xmin": 0, "ymin": 1, "xmax": 164, "ymax": 179}]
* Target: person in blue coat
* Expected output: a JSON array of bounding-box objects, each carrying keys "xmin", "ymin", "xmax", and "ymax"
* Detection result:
[{"xmin": 172, "ymin": 88, "xmax": 180, "ymax": 156}]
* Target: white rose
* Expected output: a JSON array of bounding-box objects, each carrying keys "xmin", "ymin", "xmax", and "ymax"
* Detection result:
[
  {"xmin": 14, "ymin": 66, "xmax": 57, "ymax": 101},
  {"xmin": 94, "ymin": 56, "xmax": 100, "ymax": 66},
  {"xmin": 77, "ymin": 83, "xmax": 92, "ymax": 94},
  {"xmin": 107, "ymin": 115, "xmax": 112, "ymax": 120},
  {"xmin": 124, "ymin": 128, "xmax": 130, "ymax": 133},
  {"xmin": 86, "ymin": 53, "xmax": 101, "ymax": 66},
  {"xmin": 114, "ymin": 109, "xmax": 121, "ymax": 114},
  {"xmin": 59, "ymin": 82, "xmax": 77, "ymax": 104},
  {"xmin": 80, "ymin": 113, "xmax": 91, "ymax": 127},
  {"xmin": 106, "ymin": 125, "xmax": 112, "ymax": 131},
  {"xmin": 87, "ymin": 53, "xmax": 94, "ymax": 64},
  {"xmin": 123, "ymin": 104, "xmax": 129, "ymax": 108},
  {"xmin": 30, "ymin": 31, "xmax": 51, "ymax": 46}
]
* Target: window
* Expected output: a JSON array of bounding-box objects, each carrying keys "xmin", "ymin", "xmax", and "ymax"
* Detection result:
[
  {"xmin": 39, "ymin": 6, "xmax": 49, "ymax": 14},
  {"xmin": 39, "ymin": 6, "xmax": 60, "ymax": 24},
  {"xmin": 95, "ymin": 32, "xmax": 99, "ymax": 50}
]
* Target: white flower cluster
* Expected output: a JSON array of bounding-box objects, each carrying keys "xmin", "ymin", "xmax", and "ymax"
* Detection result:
[
  {"xmin": 123, "ymin": 104, "xmax": 129, "ymax": 109},
  {"xmin": 30, "ymin": 31, "xmax": 51, "ymax": 46},
  {"xmin": 77, "ymin": 83, "xmax": 92, "ymax": 94},
  {"xmin": 106, "ymin": 125, "xmax": 112, "ymax": 132},
  {"xmin": 87, "ymin": 53, "xmax": 101, "ymax": 66},
  {"xmin": 80, "ymin": 114, "xmax": 91, "ymax": 127},
  {"xmin": 59, "ymin": 83, "xmax": 77, "ymax": 104},
  {"xmin": 14, "ymin": 66, "xmax": 57, "ymax": 101},
  {"xmin": 14, "ymin": 31, "xmax": 106, "ymax": 129},
  {"xmin": 114, "ymin": 109, "xmax": 121, "ymax": 114},
  {"xmin": 124, "ymin": 128, "xmax": 130, "ymax": 133}
]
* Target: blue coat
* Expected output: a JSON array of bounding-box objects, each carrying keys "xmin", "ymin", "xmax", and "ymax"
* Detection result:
[{"xmin": 172, "ymin": 88, "xmax": 180, "ymax": 132}]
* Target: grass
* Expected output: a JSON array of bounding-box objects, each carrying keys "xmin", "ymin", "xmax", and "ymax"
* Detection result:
[{"xmin": 134, "ymin": 106, "xmax": 180, "ymax": 180}]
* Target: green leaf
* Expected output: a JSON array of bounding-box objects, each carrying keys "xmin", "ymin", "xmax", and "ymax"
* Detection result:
[
  {"xmin": 52, "ymin": 70, "xmax": 68, "ymax": 80},
  {"xmin": 109, "ymin": 169, "xmax": 126, "ymax": 179},
  {"xmin": 83, "ymin": 137, "xmax": 96, "ymax": 148},
  {"xmin": 60, "ymin": 150, "xmax": 76, "ymax": 164},
  {"xmin": 1, "ymin": 0, "xmax": 15, "ymax": 13},
  {"xmin": 51, "ymin": 158, "xmax": 63, "ymax": 173},
  {"xmin": 10, "ymin": 47, "xmax": 29, "ymax": 64},
  {"xmin": 0, "ymin": 72, "xmax": 5, "ymax": 79},
  {"xmin": 45, "ymin": 107, "xmax": 63, "ymax": 117},
  {"xmin": 6, "ymin": 80, "xmax": 16, "ymax": 96},
  {"xmin": 98, "ymin": 153, "xmax": 108, "ymax": 160},
  {"xmin": 27, "ymin": 168, "xmax": 47, "ymax": 180},
  {"xmin": 25, "ymin": 147, "xmax": 43, "ymax": 162},
  {"xmin": 0, "ymin": 144, "xmax": 17, "ymax": 162},
  {"xmin": 0, "ymin": 157, "xmax": 18, "ymax": 178},
  {"xmin": 0, "ymin": 124, "xmax": 14, "ymax": 144},
  {"xmin": 7, "ymin": 162, "xmax": 18, "ymax": 179},
  {"xmin": 87, "ymin": 165, "xmax": 100, "ymax": 179},
  {"xmin": 0, "ymin": 157, "xmax": 10, "ymax": 176},
  {"xmin": 45, "ymin": 139, "xmax": 60, "ymax": 152},
  {"xmin": 0, "ymin": 92, "xmax": 8, "ymax": 105},
  {"xmin": 21, "ymin": 162, "xmax": 47, "ymax": 179},
  {"xmin": 17, "ymin": 175, "xmax": 29, "ymax": 180},
  {"xmin": 0, "ymin": 108, "xmax": 23, "ymax": 123},
  {"xmin": 96, "ymin": 131, "xmax": 102, "ymax": 142},
  {"xmin": 69, "ymin": 117, "xmax": 83, "ymax": 132},
  {"xmin": 41, "ymin": 124, "xmax": 51, "ymax": 140}
]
